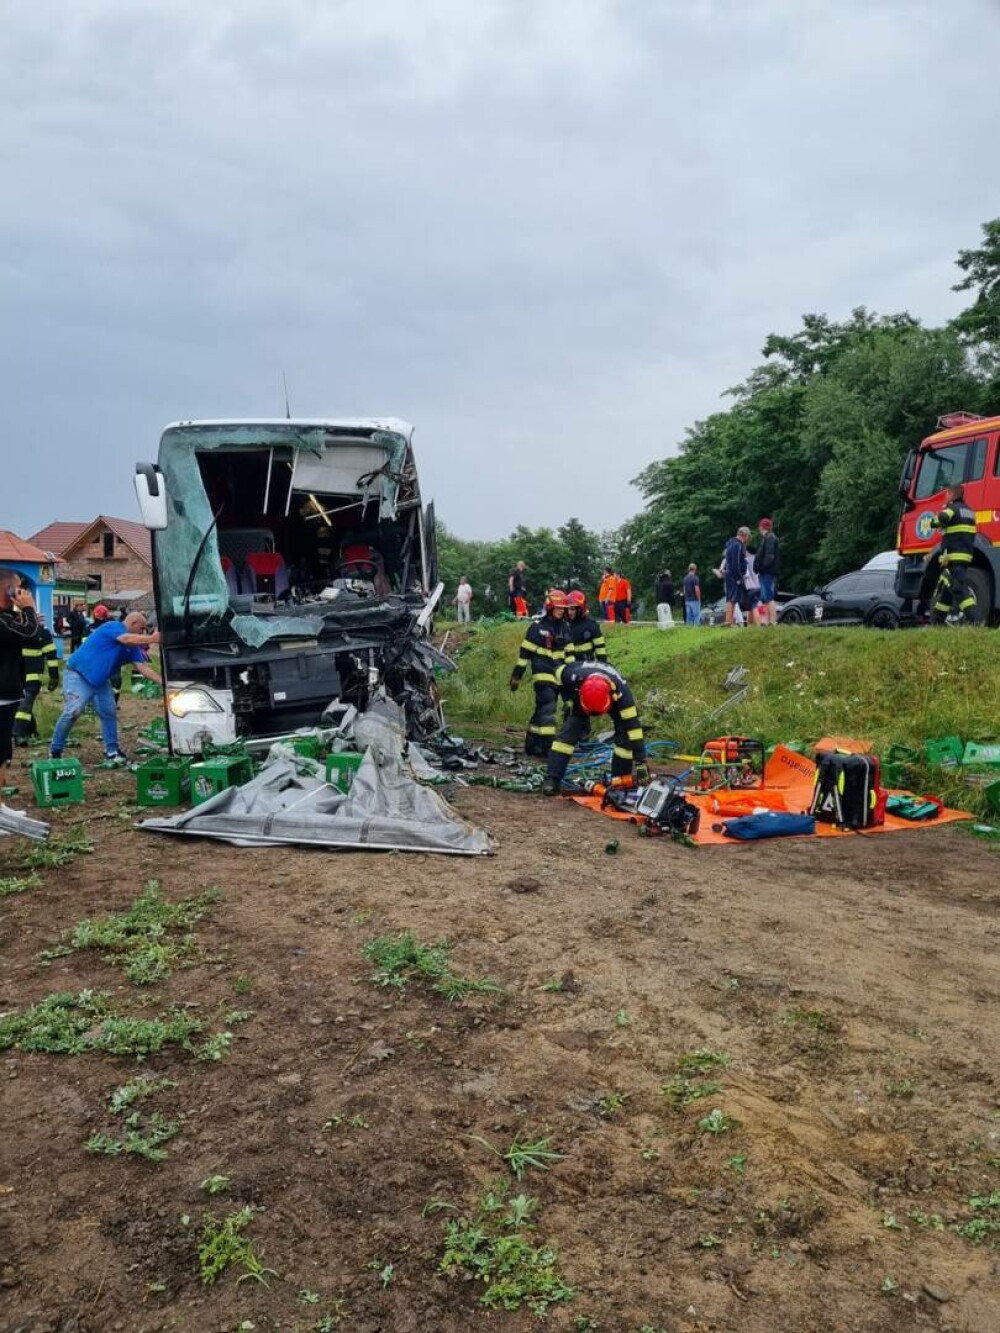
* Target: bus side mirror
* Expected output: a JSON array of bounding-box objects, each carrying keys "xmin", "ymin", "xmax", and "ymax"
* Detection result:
[{"xmin": 134, "ymin": 463, "xmax": 168, "ymax": 530}]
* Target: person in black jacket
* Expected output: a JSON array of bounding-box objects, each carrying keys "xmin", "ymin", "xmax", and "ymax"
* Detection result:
[
  {"xmin": 13, "ymin": 614, "xmax": 59, "ymax": 744},
  {"xmin": 509, "ymin": 590, "xmax": 571, "ymax": 756},
  {"xmin": 655, "ymin": 570, "xmax": 674, "ymax": 629},
  {"xmin": 755, "ymin": 519, "xmax": 780, "ymax": 626},
  {"xmin": 928, "ymin": 484, "xmax": 979, "ymax": 624},
  {"xmin": 542, "ymin": 660, "xmax": 649, "ymax": 794},
  {"xmin": 0, "ymin": 583, "xmax": 40, "ymax": 795}
]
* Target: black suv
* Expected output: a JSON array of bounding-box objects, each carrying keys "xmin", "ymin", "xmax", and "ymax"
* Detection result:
[{"xmin": 778, "ymin": 568, "xmax": 907, "ymax": 629}]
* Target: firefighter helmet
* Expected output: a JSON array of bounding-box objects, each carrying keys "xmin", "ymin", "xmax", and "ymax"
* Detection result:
[
  {"xmin": 566, "ymin": 589, "xmax": 587, "ymax": 614},
  {"xmin": 545, "ymin": 589, "xmax": 569, "ymax": 614},
  {"xmin": 579, "ymin": 672, "xmax": 613, "ymax": 715}
]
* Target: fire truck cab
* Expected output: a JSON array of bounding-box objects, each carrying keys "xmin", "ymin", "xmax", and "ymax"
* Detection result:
[{"xmin": 895, "ymin": 411, "xmax": 1000, "ymax": 623}]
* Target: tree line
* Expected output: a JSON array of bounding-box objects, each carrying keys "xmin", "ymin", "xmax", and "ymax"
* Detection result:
[{"xmin": 438, "ymin": 219, "xmax": 1000, "ymax": 607}]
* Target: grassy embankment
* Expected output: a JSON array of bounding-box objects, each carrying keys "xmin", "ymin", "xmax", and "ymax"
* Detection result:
[{"xmin": 440, "ymin": 620, "xmax": 1000, "ymax": 812}]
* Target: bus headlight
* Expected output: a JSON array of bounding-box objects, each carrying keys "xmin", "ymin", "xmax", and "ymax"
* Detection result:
[{"xmin": 167, "ymin": 687, "xmax": 223, "ymax": 718}]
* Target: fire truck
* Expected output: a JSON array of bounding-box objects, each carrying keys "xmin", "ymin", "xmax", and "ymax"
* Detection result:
[{"xmin": 895, "ymin": 411, "xmax": 1000, "ymax": 624}]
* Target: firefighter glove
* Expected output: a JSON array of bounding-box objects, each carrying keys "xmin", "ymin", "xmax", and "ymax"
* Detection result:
[
  {"xmin": 634, "ymin": 762, "xmax": 651, "ymax": 786},
  {"xmin": 509, "ymin": 675, "xmax": 520, "ymax": 693}
]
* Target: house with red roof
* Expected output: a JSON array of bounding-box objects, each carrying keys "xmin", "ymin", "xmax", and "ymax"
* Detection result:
[
  {"xmin": 29, "ymin": 516, "xmax": 153, "ymax": 610},
  {"xmin": 0, "ymin": 530, "xmax": 60, "ymax": 629}
]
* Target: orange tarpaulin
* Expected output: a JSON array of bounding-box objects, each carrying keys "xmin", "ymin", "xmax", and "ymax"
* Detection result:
[{"xmin": 569, "ymin": 745, "xmax": 971, "ymax": 845}]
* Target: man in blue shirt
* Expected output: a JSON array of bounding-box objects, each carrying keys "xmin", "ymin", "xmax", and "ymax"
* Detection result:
[{"xmin": 50, "ymin": 612, "xmax": 162, "ymax": 762}]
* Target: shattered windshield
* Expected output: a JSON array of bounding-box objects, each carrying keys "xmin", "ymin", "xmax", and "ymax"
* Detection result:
[{"xmin": 155, "ymin": 423, "xmax": 416, "ymax": 648}]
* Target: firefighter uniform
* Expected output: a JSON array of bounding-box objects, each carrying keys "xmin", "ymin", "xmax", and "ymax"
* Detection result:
[
  {"xmin": 14, "ymin": 626, "xmax": 60, "ymax": 743},
  {"xmin": 565, "ymin": 613, "xmax": 608, "ymax": 663},
  {"xmin": 929, "ymin": 499, "xmax": 979, "ymax": 624},
  {"xmin": 546, "ymin": 661, "xmax": 647, "ymax": 786},
  {"xmin": 509, "ymin": 612, "xmax": 570, "ymax": 757}
]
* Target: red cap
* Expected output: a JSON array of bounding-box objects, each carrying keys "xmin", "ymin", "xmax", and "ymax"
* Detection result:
[
  {"xmin": 93, "ymin": 604, "xmax": 110, "ymax": 619},
  {"xmin": 758, "ymin": 518, "xmax": 773, "ymax": 531}
]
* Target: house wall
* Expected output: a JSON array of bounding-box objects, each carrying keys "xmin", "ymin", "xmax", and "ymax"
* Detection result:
[{"xmin": 58, "ymin": 523, "xmax": 152, "ymax": 595}]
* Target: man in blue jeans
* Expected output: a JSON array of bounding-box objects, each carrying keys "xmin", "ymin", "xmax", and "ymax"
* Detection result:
[
  {"xmin": 723, "ymin": 527, "xmax": 750, "ymax": 627},
  {"xmin": 50, "ymin": 612, "xmax": 162, "ymax": 763},
  {"xmin": 682, "ymin": 564, "xmax": 701, "ymax": 625}
]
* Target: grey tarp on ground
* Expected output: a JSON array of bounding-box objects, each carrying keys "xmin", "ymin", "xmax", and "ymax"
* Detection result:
[{"xmin": 137, "ymin": 751, "xmax": 494, "ymax": 856}]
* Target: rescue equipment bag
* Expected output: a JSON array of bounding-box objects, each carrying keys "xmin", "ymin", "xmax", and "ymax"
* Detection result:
[
  {"xmin": 809, "ymin": 753, "xmax": 885, "ymax": 829},
  {"xmin": 885, "ymin": 793, "xmax": 943, "ymax": 822},
  {"xmin": 720, "ymin": 812, "xmax": 816, "ymax": 840}
]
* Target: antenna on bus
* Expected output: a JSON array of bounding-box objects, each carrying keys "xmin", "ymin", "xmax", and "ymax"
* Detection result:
[{"xmin": 282, "ymin": 373, "xmax": 292, "ymax": 420}]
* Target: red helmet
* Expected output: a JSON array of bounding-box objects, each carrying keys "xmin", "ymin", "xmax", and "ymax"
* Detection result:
[
  {"xmin": 579, "ymin": 673, "xmax": 613, "ymax": 715},
  {"xmin": 545, "ymin": 589, "xmax": 569, "ymax": 613},
  {"xmin": 566, "ymin": 590, "xmax": 587, "ymax": 613}
]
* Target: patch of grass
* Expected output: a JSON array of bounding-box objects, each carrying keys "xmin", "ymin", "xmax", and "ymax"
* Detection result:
[
  {"xmin": 201, "ymin": 1175, "xmax": 231, "ymax": 1196},
  {"xmin": 614, "ymin": 1009, "xmax": 631, "ymax": 1028},
  {"xmin": 595, "ymin": 1091, "xmax": 629, "ymax": 1119},
  {"xmin": 0, "ymin": 989, "xmax": 215, "ymax": 1058},
  {"xmin": 885, "ymin": 1078, "xmax": 916, "ymax": 1099},
  {"xmin": 108, "ymin": 1075, "xmax": 178, "ymax": 1113},
  {"xmin": 438, "ymin": 1179, "xmax": 575, "ymax": 1316},
  {"xmin": 953, "ymin": 1191, "xmax": 1000, "ymax": 1246},
  {"xmin": 697, "ymin": 1233, "xmax": 724, "ymax": 1248},
  {"xmin": 362, "ymin": 930, "xmax": 503, "ymax": 1002},
  {"xmin": 0, "ymin": 872, "xmax": 41, "ymax": 898},
  {"xmin": 195, "ymin": 1030, "xmax": 233, "ymax": 1062},
  {"xmin": 697, "ymin": 1108, "xmax": 738, "ymax": 1136},
  {"xmin": 53, "ymin": 879, "xmax": 219, "ymax": 985},
  {"xmin": 232, "ymin": 974, "xmax": 253, "ymax": 995},
  {"xmin": 23, "ymin": 831, "xmax": 95, "ymax": 869},
  {"xmin": 662, "ymin": 1076, "xmax": 720, "ymax": 1109},
  {"xmin": 907, "ymin": 1209, "xmax": 944, "ymax": 1230},
  {"xmin": 676, "ymin": 1048, "xmax": 731, "ymax": 1075},
  {"xmin": 783, "ymin": 1007, "xmax": 838, "ymax": 1033},
  {"xmin": 727, "ymin": 1154, "xmax": 748, "ymax": 1176},
  {"xmin": 322, "ymin": 1113, "xmax": 369, "ymax": 1132},
  {"xmin": 471, "ymin": 1131, "xmax": 565, "ymax": 1181},
  {"xmin": 198, "ymin": 1207, "xmax": 275, "ymax": 1286},
  {"xmin": 86, "ymin": 1110, "xmax": 180, "ymax": 1162}
]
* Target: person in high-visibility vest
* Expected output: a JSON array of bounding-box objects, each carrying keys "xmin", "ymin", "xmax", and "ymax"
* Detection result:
[
  {"xmin": 13, "ymin": 614, "xmax": 59, "ymax": 744},
  {"xmin": 928, "ymin": 483, "xmax": 980, "ymax": 624},
  {"xmin": 614, "ymin": 573, "xmax": 632, "ymax": 624},
  {"xmin": 598, "ymin": 568, "xmax": 617, "ymax": 622}
]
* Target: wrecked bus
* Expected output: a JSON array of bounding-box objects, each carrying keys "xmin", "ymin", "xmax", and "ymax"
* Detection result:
[{"xmin": 133, "ymin": 419, "xmax": 446, "ymax": 754}]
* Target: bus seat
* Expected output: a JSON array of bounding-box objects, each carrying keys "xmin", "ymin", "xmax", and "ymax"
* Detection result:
[
  {"xmin": 245, "ymin": 552, "xmax": 289, "ymax": 599},
  {"xmin": 220, "ymin": 556, "xmax": 242, "ymax": 596}
]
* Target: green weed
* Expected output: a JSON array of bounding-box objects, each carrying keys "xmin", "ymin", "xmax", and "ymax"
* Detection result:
[
  {"xmin": 196, "ymin": 1031, "xmax": 233, "ymax": 1062},
  {"xmin": 662, "ymin": 1076, "xmax": 720, "ymax": 1109},
  {"xmin": 595, "ymin": 1091, "xmax": 629, "ymax": 1119},
  {"xmin": 54, "ymin": 880, "xmax": 219, "ymax": 985},
  {"xmin": 698, "ymin": 1233, "xmax": 724, "ymax": 1248},
  {"xmin": 362, "ymin": 930, "xmax": 502, "ymax": 1002},
  {"xmin": 438, "ymin": 1179, "xmax": 575, "ymax": 1316},
  {"xmin": 198, "ymin": 1207, "xmax": 275, "ymax": 1285},
  {"xmin": 232, "ymin": 974, "xmax": 253, "ymax": 995},
  {"xmin": 298, "ymin": 1289, "xmax": 321, "ymax": 1305},
  {"xmin": 727, "ymin": 1154, "xmax": 748, "ymax": 1176},
  {"xmin": 201, "ymin": 1175, "xmax": 232, "ymax": 1196},
  {"xmin": 953, "ymin": 1191, "xmax": 1000, "ymax": 1246},
  {"xmin": 676, "ymin": 1048, "xmax": 731, "ymax": 1075},
  {"xmin": 880, "ymin": 1276, "xmax": 900, "ymax": 1295},
  {"xmin": 614, "ymin": 1009, "xmax": 631, "ymax": 1028},
  {"xmin": 86, "ymin": 1110, "xmax": 180, "ymax": 1162},
  {"xmin": 23, "ymin": 832, "xmax": 94, "ymax": 869},
  {"xmin": 885, "ymin": 1079, "xmax": 916, "ymax": 1099},
  {"xmin": 471, "ymin": 1131, "xmax": 565, "ymax": 1180},
  {"xmin": 783, "ymin": 1007, "xmax": 839, "ymax": 1033},
  {"xmin": 0, "ymin": 989, "xmax": 212, "ymax": 1058},
  {"xmin": 0, "ymin": 872, "xmax": 40, "ymax": 898},
  {"xmin": 108, "ymin": 1075, "xmax": 178, "ymax": 1113},
  {"xmin": 907, "ymin": 1209, "xmax": 944, "ymax": 1230},
  {"xmin": 698, "ymin": 1108, "xmax": 738, "ymax": 1136},
  {"xmin": 323, "ymin": 1113, "xmax": 369, "ymax": 1132}
]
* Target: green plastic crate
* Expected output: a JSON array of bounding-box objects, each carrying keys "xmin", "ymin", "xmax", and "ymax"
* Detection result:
[
  {"xmin": 325, "ymin": 751, "xmax": 363, "ymax": 793},
  {"xmin": 290, "ymin": 734, "xmax": 323, "ymax": 760},
  {"xmin": 190, "ymin": 755, "xmax": 254, "ymax": 805},
  {"xmin": 31, "ymin": 758, "xmax": 84, "ymax": 808},
  {"xmin": 923, "ymin": 735, "xmax": 964, "ymax": 768},
  {"xmin": 136, "ymin": 756, "xmax": 192, "ymax": 807},
  {"xmin": 962, "ymin": 741, "xmax": 1000, "ymax": 769}
]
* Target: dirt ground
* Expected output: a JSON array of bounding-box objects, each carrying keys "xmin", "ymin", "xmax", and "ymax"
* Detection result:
[{"xmin": 2, "ymin": 701, "xmax": 1000, "ymax": 1333}]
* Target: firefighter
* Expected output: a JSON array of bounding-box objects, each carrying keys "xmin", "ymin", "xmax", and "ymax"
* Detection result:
[
  {"xmin": 509, "ymin": 589, "xmax": 571, "ymax": 757},
  {"xmin": 13, "ymin": 613, "xmax": 60, "ymax": 744},
  {"xmin": 564, "ymin": 590, "xmax": 608, "ymax": 663},
  {"xmin": 928, "ymin": 483, "xmax": 980, "ymax": 625},
  {"xmin": 542, "ymin": 660, "xmax": 650, "ymax": 795}
]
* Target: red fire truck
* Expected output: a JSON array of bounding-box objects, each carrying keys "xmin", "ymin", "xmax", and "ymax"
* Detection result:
[{"xmin": 895, "ymin": 411, "xmax": 1000, "ymax": 623}]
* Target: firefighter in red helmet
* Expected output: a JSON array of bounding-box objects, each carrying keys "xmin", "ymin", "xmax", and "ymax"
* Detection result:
[
  {"xmin": 541, "ymin": 660, "xmax": 649, "ymax": 795},
  {"xmin": 564, "ymin": 589, "xmax": 608, "ymax": 663},
  {"xmin": 509, "ymin": 589, "xmax": 572, "ymax": 757}
]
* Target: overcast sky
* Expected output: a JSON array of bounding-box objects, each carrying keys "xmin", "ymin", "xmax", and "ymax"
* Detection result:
[{"xmin": 3, "ymin": 0, "xmax": 999, "ymax": 542}]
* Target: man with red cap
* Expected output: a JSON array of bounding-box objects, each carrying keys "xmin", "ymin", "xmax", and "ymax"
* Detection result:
[
  {"xmin": 541, "ymin": 660, "xmax": 649, "ymax": 795},
  {"xmin": 754, "ymin": 518, "xmax": 780, "ymax": 626}
]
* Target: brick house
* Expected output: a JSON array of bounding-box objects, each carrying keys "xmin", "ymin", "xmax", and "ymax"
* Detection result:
[{"xmin": 29, "ymin": 516, "xmax": 153, "ymax": 604}]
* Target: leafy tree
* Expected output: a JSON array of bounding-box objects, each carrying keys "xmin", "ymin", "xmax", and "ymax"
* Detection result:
[{"xmin": 951, "ymin": 218, "xmax": 1000, "ymax": 346}]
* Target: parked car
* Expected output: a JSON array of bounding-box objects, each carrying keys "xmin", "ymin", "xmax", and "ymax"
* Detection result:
[{"xmin": 778, "ymin": 567, "xmax": 908, "ymax": 629}]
